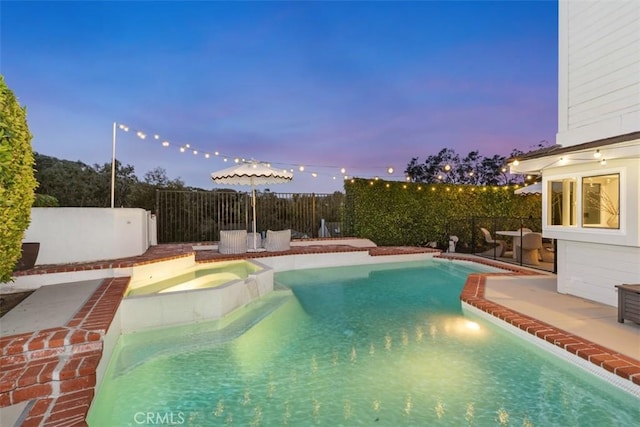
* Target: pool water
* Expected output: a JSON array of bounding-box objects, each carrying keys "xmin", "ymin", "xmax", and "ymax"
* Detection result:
[{"xmin": 89, "ymin": 260, "xmax": 639, "ymax": 426}]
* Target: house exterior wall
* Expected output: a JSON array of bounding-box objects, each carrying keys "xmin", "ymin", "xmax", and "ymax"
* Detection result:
[
  {"xmin": 542, "ymin": 156, "xmax": 640, "ymax": 307},
  {"xmin": 544, "ymin": 0, "xmax": 640, "ymax": 307},
  {"xmin": 557, "ymin": 0, "xmax": 640, "ymax": 147},
  {"xmin": 542, "ymin": 156, "xmax": 640, "ymax": 247},
  {"xmin": 557, "ymin": 240, "xmax": 640, "ymax": 307}
]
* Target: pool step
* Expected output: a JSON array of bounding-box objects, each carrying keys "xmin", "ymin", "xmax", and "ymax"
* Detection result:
[{"xmin": 111, "ymin": 290, "xmax": 293, "ymax": 377}]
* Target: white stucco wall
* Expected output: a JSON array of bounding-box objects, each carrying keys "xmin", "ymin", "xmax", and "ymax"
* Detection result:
[
  {"xmin": 557, "ymin": 0, "xmax": 640, "ymax": 146},
  {"xmin": 23, "ymin": 208, "xmax": 153, "ymax": 265}
]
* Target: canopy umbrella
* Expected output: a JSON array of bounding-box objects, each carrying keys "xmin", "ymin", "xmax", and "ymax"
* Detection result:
[
  {"xmin": 514, "ymin": 182, "xmax": 542, "ymax": 195},
  {"xmin": 211, "ymin": 161, "xmax": 293, "ymax": 251}
]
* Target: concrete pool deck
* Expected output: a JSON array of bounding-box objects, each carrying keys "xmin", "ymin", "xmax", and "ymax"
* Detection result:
[{"xmin": 1, "ymin": 242, "xmax": 639, "ymax": 426}]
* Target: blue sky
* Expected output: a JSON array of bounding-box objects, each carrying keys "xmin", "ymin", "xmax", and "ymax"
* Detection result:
[{"xmin": 1, "ymin": 1, "xmax": 558, "ymax": 193}]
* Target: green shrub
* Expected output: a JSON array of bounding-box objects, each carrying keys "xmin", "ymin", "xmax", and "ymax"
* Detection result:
[
  {"xmin": 0, "ymin": 76, "xmax": 37, "ymax": 282},
  {"xmin": 33, "ymin": 194, "xmax": 59, "ymax": 207}
]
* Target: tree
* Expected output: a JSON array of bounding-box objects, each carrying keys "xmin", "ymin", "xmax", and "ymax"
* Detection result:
[
  {"xmin": 35, "ymin": 154, "xmax": 102, "ymax": 206},
  {"xmin": 405, "ymin": 148, "xmax": 530, "ymax": 185},
  {"xmin": 129, "ymin": 167, "xmax": 185, "ymax": 211},
  {"xmin": 0, "ymin": 76, "xmax": 37, "ymax": 282}
]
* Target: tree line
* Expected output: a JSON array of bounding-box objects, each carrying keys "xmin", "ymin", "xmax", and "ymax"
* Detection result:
[
  {"xmin": 33, "ymin": 153, "xmax": 187, "ymax": 210},
  {"xmin": 34, "ymin": 144, "xmax": 544, "ymax": 208}
]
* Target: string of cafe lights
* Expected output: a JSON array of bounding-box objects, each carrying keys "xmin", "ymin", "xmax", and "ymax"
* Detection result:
[{"xmin": 113, "ymin": 122, "xmax": 404, "ymax": 182}]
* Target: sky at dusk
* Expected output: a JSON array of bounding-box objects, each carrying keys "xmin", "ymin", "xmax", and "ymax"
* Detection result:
[{"xmin": 1, "ymin": 1, "xmax": 558, "ymax": 194}]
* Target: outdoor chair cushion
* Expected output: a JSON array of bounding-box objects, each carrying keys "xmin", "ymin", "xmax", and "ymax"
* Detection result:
[
  {"xmin": 264, "ymin": 229, "xmax": 291, "ymax": 252},
  {"xmin": 218, "ymin": 230, "xmax": 248, "ymax": 254}
]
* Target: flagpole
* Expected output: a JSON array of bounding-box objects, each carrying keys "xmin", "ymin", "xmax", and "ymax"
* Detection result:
[{"xmin": 111, "ymin": 121, "xmax": 116, "ymax": 208}]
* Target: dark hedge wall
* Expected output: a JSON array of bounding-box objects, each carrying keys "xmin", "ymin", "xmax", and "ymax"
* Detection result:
[{"xmin": 343, "ymin": 178, "xmax": 541, "ymax": 249}]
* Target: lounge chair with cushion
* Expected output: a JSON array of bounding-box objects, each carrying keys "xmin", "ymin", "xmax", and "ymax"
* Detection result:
[{"xmin": 480, "ymin": 227, "xmax": 506, "ymax": 257}]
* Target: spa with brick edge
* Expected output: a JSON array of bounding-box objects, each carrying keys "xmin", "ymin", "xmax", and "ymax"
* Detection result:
[{"xmin": 2, "ymin": 245, "xmax": 638, "ymax": 425}]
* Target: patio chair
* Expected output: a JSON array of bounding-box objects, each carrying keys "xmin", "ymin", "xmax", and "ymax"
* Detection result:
[
  {"xmin": 515, "ymin": 232, "xmax": 542, "ymax": 265},
  {"xmin": 218, "ymin": 230, "xmax": 248, "ymax": 254},
  {"xmin": 480, "ymin": 227, "xmax": 506, "ymax": 257},
  {"xmin": 264, "ymin": 229, "xmax": 291, "ymax": 252}
]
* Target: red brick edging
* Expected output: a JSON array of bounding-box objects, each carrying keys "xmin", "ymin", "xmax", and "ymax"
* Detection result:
[
  {"xmin": 1, "ymin": 277, "xmax": 129, "ymax": 426},
  {"xmin": 448, "ymin": 255, "xmax": 640, "ymax": 387}
]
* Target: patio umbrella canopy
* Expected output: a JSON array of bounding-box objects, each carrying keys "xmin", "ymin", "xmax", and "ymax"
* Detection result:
[
  {"xmin": 514, "ymin": 182, "xmax": 542, "ymax": 195},
  {"xmin": 211, "ymin": 161, "xmax": 293, "ymax": 251}
]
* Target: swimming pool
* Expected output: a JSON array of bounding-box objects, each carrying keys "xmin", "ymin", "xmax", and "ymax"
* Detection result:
[{"xmin": 88, "ymin": 260, "xmax": 639, "ymax": 425}]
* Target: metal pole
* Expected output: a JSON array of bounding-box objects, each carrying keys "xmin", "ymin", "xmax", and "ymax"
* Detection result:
[{"xmin": 110, "ymin": 121, "xmax": 116, "ymax": 208}]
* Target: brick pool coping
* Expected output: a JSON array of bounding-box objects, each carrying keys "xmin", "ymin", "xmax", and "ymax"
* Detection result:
[{"xmin": 2, "ymin": 246, "xmax": 638, "ymax": 425}]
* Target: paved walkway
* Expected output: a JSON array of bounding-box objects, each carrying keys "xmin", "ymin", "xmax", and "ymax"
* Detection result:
[
  {"xmin": 484, "ymin": 274, "xmax": 639, "ymax": 360},
  {"xmin": 1, "ymin": 280, "xmax": 103, "ymax": 336}
]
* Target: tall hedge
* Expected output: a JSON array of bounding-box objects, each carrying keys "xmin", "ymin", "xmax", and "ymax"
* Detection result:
[
  {"xmin": 0, "ymin": 76, "xmax": 37, "ymax": 282},
  {"xmin": 344, "ymin": 178, "xmax": 541, "ymax": 247}
]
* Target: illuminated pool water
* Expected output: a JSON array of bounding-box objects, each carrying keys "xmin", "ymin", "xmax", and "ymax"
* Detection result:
[{"xmin": 89, "ymin": 260, "xmax": 640, "ymax": 426}]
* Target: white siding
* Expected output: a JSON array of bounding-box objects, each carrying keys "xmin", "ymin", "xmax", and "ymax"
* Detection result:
[
  {"xmin": 557, "ymin": 240, "xmax": 640, "ymax": 306},
  {"xmin": 557, "ymin": 0, "xmax": 640, "ymax": 146}
]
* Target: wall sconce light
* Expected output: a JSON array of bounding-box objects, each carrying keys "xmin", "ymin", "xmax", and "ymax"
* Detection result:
[
  {"xmin": 594, "ymin": 149, "xmax": 601, "ymax": 158},
  {"xmin": 600, "ymin": 158, "xmax": 607, "ymax": 165}
]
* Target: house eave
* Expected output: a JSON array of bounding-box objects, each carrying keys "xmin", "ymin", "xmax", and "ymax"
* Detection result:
[{"xmin": 509, "ymin": 132, "xmax": 640, "ymax": 175}]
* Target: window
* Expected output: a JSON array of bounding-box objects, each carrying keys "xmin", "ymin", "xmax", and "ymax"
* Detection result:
[
  {"xmin": 547, "ymin": 179, "xmax": 576, "ymax": 226},
  {"xmin": 582, "ymin": 174, "xmax": 619, "ymax": 229}
]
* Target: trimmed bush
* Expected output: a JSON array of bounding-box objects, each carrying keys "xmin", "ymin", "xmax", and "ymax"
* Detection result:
[{"xmin": 0, "ymin": 76, "xmax": 37, "ymax": 282}]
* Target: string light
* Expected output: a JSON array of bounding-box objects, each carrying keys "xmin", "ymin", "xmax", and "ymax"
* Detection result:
[{"xmin": 118, "ymin": 121, "xmax": 526, "ymax": 186}]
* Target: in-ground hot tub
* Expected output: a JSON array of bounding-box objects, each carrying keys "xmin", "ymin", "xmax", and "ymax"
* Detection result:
[
  {"xmin": 126, "ymin": 260, "xmax": 262, "ymax": 296},
  {"xmin": 119, "ymin": 259, "xmax": 274, "ymax": 333}
]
